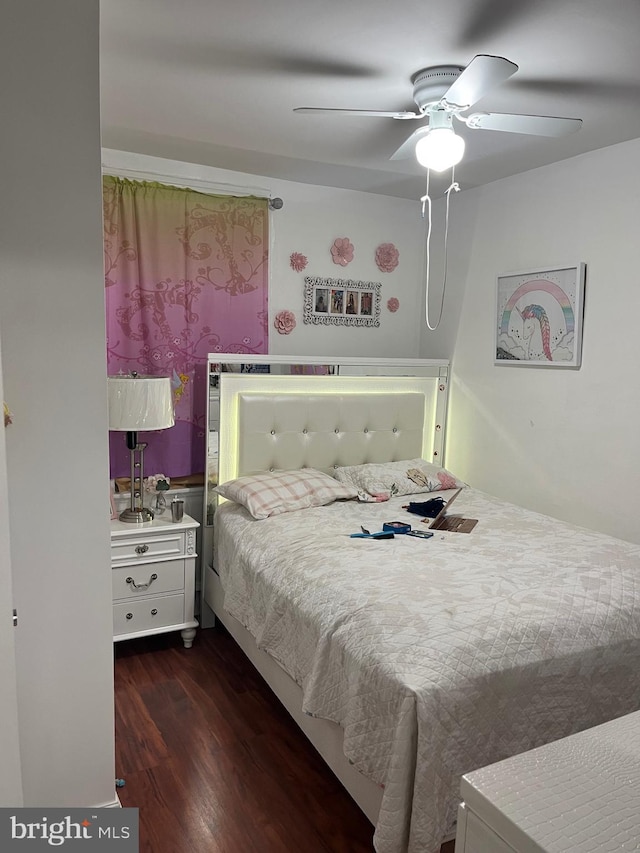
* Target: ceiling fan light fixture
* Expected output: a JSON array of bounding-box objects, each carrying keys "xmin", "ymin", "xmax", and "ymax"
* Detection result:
[{"xmin": 415, "ymin": 127, "xmax": 465, "ymax": 172}]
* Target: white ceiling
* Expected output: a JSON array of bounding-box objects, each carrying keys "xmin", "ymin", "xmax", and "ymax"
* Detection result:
[{"xmin": 100, "ymin": 0, "xmax": 640, "ymax": 200}]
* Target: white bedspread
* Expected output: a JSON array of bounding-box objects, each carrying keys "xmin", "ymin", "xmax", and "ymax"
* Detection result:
[{"xmin": 214, "ymin": 488, "xmax": 640, "ymax": 853}]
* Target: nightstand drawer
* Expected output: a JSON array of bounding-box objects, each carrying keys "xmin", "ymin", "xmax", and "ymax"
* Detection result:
[
  {"xmin": 112, "ymin": 560, "xmax": 185, "ymax": 601},
  {"xmin": 113, "ymin": 594, "xmax": 185, "ymax": 636},
  {"xmin": 110, "ymin": 531, "xmax": 184, "ymax": 565}
]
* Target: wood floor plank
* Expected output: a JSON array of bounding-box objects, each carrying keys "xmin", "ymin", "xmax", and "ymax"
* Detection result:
[
  {"xmin": 120, "ymin": 763, "xmax": 223, "ymax": 853},
  {"xmin": 115, "ymin": 627, "xmax": 456, "ymax": 853},
  {"xmin": 114, "ymin": 684, "xmax": 170, "ymax": 775}
]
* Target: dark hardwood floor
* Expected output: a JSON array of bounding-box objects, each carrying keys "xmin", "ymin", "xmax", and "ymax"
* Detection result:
[{"xmin": 114, "ymin": 626, "xmax": 456, "ymax": 853}]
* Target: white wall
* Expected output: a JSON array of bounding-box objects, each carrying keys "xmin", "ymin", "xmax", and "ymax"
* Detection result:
[
  {"xmin": 433, "ymin": 138, "xmax": 640, "ymax": 544},
  {"xmin": 102, "ymin": 149, "xmax": 427, "ymax": 358},
  {"xmin": 0, "ymin": 0, "xmax": 116, "ymax": 806}
]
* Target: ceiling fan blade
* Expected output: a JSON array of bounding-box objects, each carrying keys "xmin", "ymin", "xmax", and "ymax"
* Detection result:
[
  {"xmin": 293, "ymin": 107, "xmax": 420, "ymax": 119},
  {"xmin": 510, "ymin": 77, "xmax": 640, "ymax": 102},
  {"xmin": 389, "ymin": 127, "xmax": 430, "ymax": 161},
  {"xmin": 466, "ymin": 111, "xmax": 582, "ymax": 137},
  {"xmin": 442, "ymin": 55, "xmax": 518, "ymax": 109},
  {"xmin": 456, "ymin": 0, "xmax": 552, "ymax": 47}
]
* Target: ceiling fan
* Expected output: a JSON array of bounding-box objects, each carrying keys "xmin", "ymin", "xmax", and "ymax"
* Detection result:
[{"xmin": 294, "ymin": 55, "xmax": 582, "ymax": 172}]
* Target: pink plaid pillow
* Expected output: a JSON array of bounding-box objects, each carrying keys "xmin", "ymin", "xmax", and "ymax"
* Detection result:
[{"xmin": 215, "ymin": 468, "xmax": 358, "ymax": 519}]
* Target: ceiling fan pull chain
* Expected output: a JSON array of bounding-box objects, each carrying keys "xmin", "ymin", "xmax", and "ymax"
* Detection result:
[
  {"xmin": 420, "ymin": 167, "xmax": 431, "ymax": 211},
  {"xmin": 423, "ymin": 167, "xmax": 458, "ymax": 331},
  {"xmin": 420, "ymin": 170, "xmax": 435, "ymax": 329}
]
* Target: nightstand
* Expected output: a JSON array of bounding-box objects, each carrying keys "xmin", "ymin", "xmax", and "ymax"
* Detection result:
[{"xmin": 110, "ymin": 512, "xmax": 199, "ymax": 648}]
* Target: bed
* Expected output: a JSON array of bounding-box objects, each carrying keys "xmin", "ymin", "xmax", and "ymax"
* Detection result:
[{"xmin": 201, "ymin": 356, "xmax": 640, "ymax": 853}]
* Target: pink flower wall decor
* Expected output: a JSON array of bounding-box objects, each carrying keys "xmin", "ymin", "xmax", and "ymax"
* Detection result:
[
  {"xmin": 289, "ymin": 252, "xmax": 308, "ymax": 272},
  {"xmin": 274, "ymin": 309, "xmax": 296, "ymax": 335},
  {"xmin": 331, "ymin": 237, "xmax": 354, "ymax": 267},
  {"xmin": 375, "ymin": 242, "xmax": 400, "ymax": 273},
  {"xmin": 387, "ymin": 297, "xmax": 400, "ymax": 313}
]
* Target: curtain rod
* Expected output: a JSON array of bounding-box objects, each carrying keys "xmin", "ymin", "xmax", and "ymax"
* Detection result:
[{"xmin": 100, "ymin": 163, "xmax": 283, "ymax": 206}]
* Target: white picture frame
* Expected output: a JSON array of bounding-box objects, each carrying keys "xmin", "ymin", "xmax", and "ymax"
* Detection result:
[
  {"xmin": 303, "ymin": 276, "xmax": 381, "ymax": 327},
  {"xmin": 495, "ymin": 263, "xmax": 586, "ymax": 368}
]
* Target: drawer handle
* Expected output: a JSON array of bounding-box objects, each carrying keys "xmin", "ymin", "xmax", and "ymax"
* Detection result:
[
  {"xmin": 125, "ymin": 573, "xmax": 158, "ymax": 591},
  {"xmin": 135, "ymin": 544, "xmax": 149, "ymax": 555},
  {"xmin": 150, "ymin": 609, "xmax": 158, "ymax": 616},
  {"xmin": 125, "ymin": 613, "xmax": 133, "ymax": 621}
]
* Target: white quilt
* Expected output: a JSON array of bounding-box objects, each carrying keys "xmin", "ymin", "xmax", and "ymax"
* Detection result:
[{"xmin": 214, "ymin": 488, "xmax": 640, "ymax": 853}]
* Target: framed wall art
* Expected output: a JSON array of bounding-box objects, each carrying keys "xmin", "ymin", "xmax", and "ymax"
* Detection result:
[
  {"xmin": 495, "ymin": 263, "xmax": 586, "ymax": 368},
  {"xmin": 303, "ymin": 276, "xmax": 381, "ymax": 327}
]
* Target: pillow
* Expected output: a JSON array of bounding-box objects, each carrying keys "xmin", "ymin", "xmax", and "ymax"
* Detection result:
[
  {"xmin": 333, "ymin": 458, "xmax": 465, "ymax": 501},
  {"xmin": 215, "ymin": 468, "xmax": 358, "ymax": 519}
]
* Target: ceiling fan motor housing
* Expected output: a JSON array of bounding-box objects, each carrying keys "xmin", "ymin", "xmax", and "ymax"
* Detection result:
[{"xmin": 412, "ymin": 65, "xmax": 463, "ymax": 112}]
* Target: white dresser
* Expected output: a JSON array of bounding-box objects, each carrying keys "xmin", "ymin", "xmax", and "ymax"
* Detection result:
[
  {"xmin": 455, "ymin": 710, "xmax": 640, "ymax": 853},
  {"xmin": 110, "ymin": 513, "xmax": 199, "ymax": 647}
]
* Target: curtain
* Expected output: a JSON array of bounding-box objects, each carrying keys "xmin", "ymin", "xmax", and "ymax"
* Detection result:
[{"xmin": 103, "ymin": 177, "xmax": 269, "ymax": 479}]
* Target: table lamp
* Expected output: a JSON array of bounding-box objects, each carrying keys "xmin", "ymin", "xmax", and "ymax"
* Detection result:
[{"xmin": 107, "ymin": 373, "xmax": 175, "ymax": 523}]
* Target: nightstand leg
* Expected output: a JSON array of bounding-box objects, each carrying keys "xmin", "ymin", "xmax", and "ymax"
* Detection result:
[{"xmin": 181, "ymin": 627, "xmax": 197, "ymax": 649}]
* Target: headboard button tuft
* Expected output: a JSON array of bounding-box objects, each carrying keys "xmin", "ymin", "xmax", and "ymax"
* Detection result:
[
  {"xmin": 334, "ymin": 428, "xmax": 340, "ymax": 434},
  {"xmin": 364, "ymin": 428, "xmax": 369, "ymax": 433},
  {"xmin": 393, "ymin": 427, "xmax": 398, "ymax": 433},
  {"xmin": 303, "ymin": 428, "xmax": 308, "ymax": 434},
  {"xmin": 270, "ymin": 429, "xmax": 275, "ymax": 435}
]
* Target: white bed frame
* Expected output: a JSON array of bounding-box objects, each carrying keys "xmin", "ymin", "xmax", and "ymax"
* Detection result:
[{"xmin": 201, "ymin": 355, "xmax": 449, "ymax": 826}]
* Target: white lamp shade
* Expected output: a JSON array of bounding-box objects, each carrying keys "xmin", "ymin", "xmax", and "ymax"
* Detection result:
[
  {"xmin": 107, "ymin": 376, "xmax": 175, "ymax": 431},
  {"xmin": 415, "ymin": 128, "xmax": 465, "ymax": 172}
]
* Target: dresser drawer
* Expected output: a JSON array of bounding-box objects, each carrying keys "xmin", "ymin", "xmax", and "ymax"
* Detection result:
[
  {"xmin": 113, "ymin": 594, "xmax": 185, "ymax": 636},
  {"xmin": 112, "ymin": 560, "xmax": 185, "ymax": 601},
  {"xmin": 457, "ymin": 805, "xmax": 518, "ymax": 853},
  {"xmin": 111, "ymin": 531, "xmax": 185, "ymax": 565}
]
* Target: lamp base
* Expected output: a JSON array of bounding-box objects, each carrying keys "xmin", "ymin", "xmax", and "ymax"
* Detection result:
[{"xmin": 118, "ymin": 506, "xmax": 155, "ymax": 524}]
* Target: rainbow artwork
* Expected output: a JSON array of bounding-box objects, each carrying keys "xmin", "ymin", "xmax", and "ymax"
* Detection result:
[
  {"xmin": 496, "ymin": 265, "xmax": 584, "ymax": 367},
  {"xmin": 499, "ymin": 278, "xmax": 575, "ymax": 338}
]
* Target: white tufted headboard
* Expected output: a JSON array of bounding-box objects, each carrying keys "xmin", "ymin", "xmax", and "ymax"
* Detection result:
[
  {"xmin": 237, "ymin": 392, "xmax": 426, "ymax": 475},
  {"xmin": 215, "ymin": 369, "xmax": 449, "ymax": 484}
]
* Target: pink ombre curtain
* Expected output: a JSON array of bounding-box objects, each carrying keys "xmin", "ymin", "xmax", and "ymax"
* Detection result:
[{"xmin": 103, "ymin": 177, "xmax": 269, "ymax": 478}]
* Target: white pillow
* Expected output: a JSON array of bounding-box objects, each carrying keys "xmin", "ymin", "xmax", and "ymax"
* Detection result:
[
  {"xmin": 333, "ymin": 458, "xmax": 465, "ymax": 500},
  {"xmin": 215, "ymin": 468, "xmax": 358, "ymax": 519}
]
